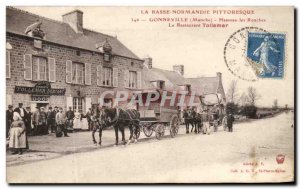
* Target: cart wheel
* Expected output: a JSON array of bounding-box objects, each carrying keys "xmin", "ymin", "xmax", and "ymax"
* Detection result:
[
  {"xmin": 170, "ymin": 115, "xmax": 179, "ymax": 138},
  {"xmin": 143, "ymin": 124, "xmax": 153, "ymax": 137},
  {"xmin": 155, "ymin": 124, "xmax": 164, "ymax": 140}
]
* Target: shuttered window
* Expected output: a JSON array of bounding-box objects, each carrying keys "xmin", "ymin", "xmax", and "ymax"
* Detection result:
[
  {"xmin": 6, "ymin": 51, "xmax": 11, "ymax": 78},
  {"xmin": 72, "ymin": 63, "xmax": 84, "ymax": 84},
  {"xmin": 113, "ymin": 68, "xmax": 118, "ymax": 87},
  {"xmin": 32, "ymin": 56, "xmax": 47, "ymax": 81},
  {"xmin": 85, "ymin": 63, "xmax": 91, "ymax": 85},
  {"xmin": 48, "ymin": 58, "xmax": 56, "ymax": 82},
  {"xmin": 24, "ymin": 54, "xmax": 32, "ymax": 80},
  {"xmin": 137, "ymin": 71, "xmax": 142, "ymax": 89},
  {"xmin": 129, "ymin": 71, "xmax": 137, "ymax": 88},
  {"xmin": 97, "ymin": 65, "xmax": 103, "ymax": 86},
  {"xmin": 66, "ymin": 60, "xmax": 72, "ymax": 83},
  {"xmin": 124, "ymin": 70, "xmax": 129, "ymax": 88},
  {"xmin": 103, "ymin": 67, "xmax": 112, "ymax": 86}
]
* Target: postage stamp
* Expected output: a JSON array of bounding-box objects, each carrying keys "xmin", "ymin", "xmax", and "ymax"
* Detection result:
[
  {"xmin": 224, "ymin": 27, "xmax": 286, "ymax": 81},
  {"xmin": 246, "ymin": 32, "xmax": 286, "ymax": 78}
]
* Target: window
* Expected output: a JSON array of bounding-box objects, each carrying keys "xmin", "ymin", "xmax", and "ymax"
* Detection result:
[
  {"xmin": 73, "ymin": 97, "xmax": 83, "ymax": 113},
  {"xmin": 6, "ymin": 51, "xmax": 10, "ymax": 78},
  {"xmin": 129, "ymin": 71, "xmax": 137, "ymax": 88},
  {"xmin": 103, "ymin": 67, "xmax": 113, "ymax": 86},
  {"xmin": 32, "ymin": 56, "xmax": 47, "ymax": 81},
  {"xmin": 72, "ymin": 62, "xmax": 84, "ymax": 84}
]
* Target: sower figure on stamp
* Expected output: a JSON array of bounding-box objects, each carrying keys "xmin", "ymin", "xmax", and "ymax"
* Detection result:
[{"xmin": 227, "ymin": 113, "xmax": 235, "ymax": 132}]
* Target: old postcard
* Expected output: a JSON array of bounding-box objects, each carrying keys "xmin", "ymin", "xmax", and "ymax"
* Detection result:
[{"xmin": 6, "ymin": 6, "xmax": 294, "ymax": 183}]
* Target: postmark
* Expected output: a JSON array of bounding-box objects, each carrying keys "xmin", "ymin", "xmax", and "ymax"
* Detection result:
[{"xmin": 224, "ymin": 27, "xmax": 286, "ymax": 81}]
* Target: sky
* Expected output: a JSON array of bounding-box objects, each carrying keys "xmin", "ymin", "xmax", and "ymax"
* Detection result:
[{"xmin": 14, "ymin": 6, "xmax": 295, "ymax": 108}]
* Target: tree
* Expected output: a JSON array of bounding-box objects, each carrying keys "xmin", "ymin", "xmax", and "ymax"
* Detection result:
[
  {"xmin": 247, "ymin": 87, "xmax": 261, "ymax": 106},
  {"xmin": 238, "ymin": 92, "xmax": 249, "ymax": 106},
  {"xmin": 227, "ymin": 80, "xmax": 238, "ymax": 103}
]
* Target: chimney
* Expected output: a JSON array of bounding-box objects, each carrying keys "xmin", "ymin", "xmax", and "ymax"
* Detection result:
[
  {"xmin": 143, "ymin": 56, "xmax": 152, "ymax": 69},
  {"xmin": 173, "ymin": 65, "xmax": 184, "ymax": 76},
  {"xmin": 62, "ymin": 9, "xmax": 83, "ymax": 34},
  {"xmin": 216, "ymin": 72, "xmax": 222, "ymax": 81}
]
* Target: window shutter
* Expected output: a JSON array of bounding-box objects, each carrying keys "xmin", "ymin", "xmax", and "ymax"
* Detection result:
[
  {"xmin": 6, "ymin": 51, "xmax": 11, "ymax": 78},
  {"xmin": 124, "ymin": 70, "xmax": 129, "ymax": 88},
  {"xmin": 24, "ymin": 54, "xmax": 32, "ymax": 80},
  {"xmin": 66, "ymin": 60, "xmax": 72, "ymax": 83},
  {"xmin": 113, "ymin": 67, "xmax": 118, "ymax": 87},
  {"xmin": 137, "ymin": 71, "xmax": 142, "ymax": 89},
  {"xmin": 85, "ymin": 63, "xmax": 91, "ymax": 85},
  {"xmin": 97, "ymin": 65, "xmax": 103, "ymax": 86},
  {"xmin": 85, "ymin": 97, "xmax": 91, "ymax": 113},
  {"xmin": 48, "ymin": 58, "xmax": 56, "ymax": 82}
]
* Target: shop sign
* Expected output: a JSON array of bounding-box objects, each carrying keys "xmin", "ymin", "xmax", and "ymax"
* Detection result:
[{"xmin": 14, "ymin": 81, "xmax": 65, "ymax": 96}]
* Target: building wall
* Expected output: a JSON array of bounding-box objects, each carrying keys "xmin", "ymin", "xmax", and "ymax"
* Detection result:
[{"xmin": 6, "ymin": 33, "xmax": 143, "ymax": 112}]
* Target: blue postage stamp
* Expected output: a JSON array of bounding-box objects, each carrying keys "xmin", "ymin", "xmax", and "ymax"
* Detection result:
[{"xmin": 247, "ymin": 32, "xmax": 286, "ymax": 78}]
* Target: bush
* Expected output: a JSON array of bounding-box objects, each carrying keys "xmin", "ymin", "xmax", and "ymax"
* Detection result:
[
  {"xmin": 225, "ymin": 102, "xmax": 239, "ymax": 114},
  {"xmin": 239, "ymin": 105, "xmax": 257, "ymax": 118}
]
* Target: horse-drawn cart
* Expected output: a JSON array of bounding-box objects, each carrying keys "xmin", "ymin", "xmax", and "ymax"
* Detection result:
[{"xmin": 138, "ymin": 89, "xmax": 180, "ymax": 140}]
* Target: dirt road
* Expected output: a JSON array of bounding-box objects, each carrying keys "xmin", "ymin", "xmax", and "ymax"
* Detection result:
[{"xmin": 7, "ymin": 112, "xmax": 294, "ymax": 183}]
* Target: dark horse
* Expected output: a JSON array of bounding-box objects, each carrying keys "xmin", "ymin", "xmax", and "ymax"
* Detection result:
[
  {"xmin": 91, "ymin": 105, "xmax": 140, "ymax": 145},
  {"xmin": 184, "ymin": 109, "xmax": 202, "ymax": 134}
]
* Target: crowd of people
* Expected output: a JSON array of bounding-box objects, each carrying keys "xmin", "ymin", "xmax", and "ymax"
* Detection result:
[{"xmin": 6, "ymin": 103, "xmax": 94, "ymax": 155}]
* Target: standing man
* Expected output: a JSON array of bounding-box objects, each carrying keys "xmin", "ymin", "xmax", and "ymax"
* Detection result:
[
  {"xmin": 86, "ymin": 108, "xmax": 92, "ymax": 131},
  {"xmin": 14, "ymin": 103, "xmax": 27, "ymax": 121},
  {"xmin": 56, "ymin": 107, "xmax": 69, "ymax": 137},
  {"xmin": 24, "ymin": 107, "xmax": 32, "ymax": 136},
  {"xmin": 6, "ymin": 105, "xmax": 14, "ymax": 138},
  {"xmin": 66, "ymin": 107, "xmax": 75, "ymax": 131},
  {"xmin": 53, "ymin": 106, "xmax": 59, "ymax": 132},
  {"xmin": 38, "ymin": 107, "xmax": 47, "ymax": 135},
  {"xmin": 32, "ymin": 107, "xmax": 40, "ymax": 136},
  {"xmin": 47, "ymin": 107, "xmax": 56, "ymax": 133},
  {"xmin": 227, "ymin": 113, "xmax": 235, "ymax": 132}
]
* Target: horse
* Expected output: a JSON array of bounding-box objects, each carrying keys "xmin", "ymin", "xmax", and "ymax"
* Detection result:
[
  {"xmin": 183, "ymin": 109, "xmax": 198, "ymax": 134},
  {"xmin": 92, "ymin": 106, "xmax": 140, "ymax": 146},
  {"xmin": 192, "ymin": 113, "xmax": 202, "ymax": 133}
]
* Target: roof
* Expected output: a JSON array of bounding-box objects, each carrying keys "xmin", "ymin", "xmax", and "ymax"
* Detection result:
[
  {"xmin": 142, "ymin": 66, "xmax": 186, "ymax": 91},
  {"xmin": 185, "ymin": 77, "xmax": 220, "ymax": 95},
  {"xmin": 6, "ymin": 7, "xmax": 140, "ymax": 60}
]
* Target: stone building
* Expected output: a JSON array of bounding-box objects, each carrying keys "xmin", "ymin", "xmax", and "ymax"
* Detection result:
[
  {"xmin": 142, "ymin": 56, "xmax": 226, "ymax": 115},
  {"xmin": 6, "ymin": 7, "xmax": 143, "ymax": 113}
]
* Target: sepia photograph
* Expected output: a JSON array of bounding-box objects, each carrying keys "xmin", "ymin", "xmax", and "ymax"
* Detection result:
[{"xmin": 5, "ymin": 6, "xmax": 294, "ymax": 183}]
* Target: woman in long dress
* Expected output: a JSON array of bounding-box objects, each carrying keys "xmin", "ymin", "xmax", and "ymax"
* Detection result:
[
  {"xmin": 253, "ymin": 36, "xmax": 280, "ymax": 75},
  {"xmin": 73, "ymin": 110, "xmax": 81, "ymax": 130},
  {"xmin": 9, "ymin": 112, "xmax": 27, "ymax": 155}
]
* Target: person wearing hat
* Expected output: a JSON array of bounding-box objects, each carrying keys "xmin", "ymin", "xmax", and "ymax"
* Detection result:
[
  {"xmin": 32, "ymin": 107, "xmax": 40, "ymax": 136},
  {"xmin": 38, "ymin": 107, "xmax": 47, "ymax": 135},
  {"xmin": 24, "ymin": 107, "xmax": 32, "ymax": 136},
  {"xmin": 47, "ymin": 107, "xmax": 56, "ymax": 133},
  {"xmin": 14, "ymin": 103, "xmax": 27, "ymax": 121},
  {"xmin": 6, "ymin": 105, "xmax": 14, "ymax": 138},
  {"xmin": 8, "ymin": 112, "xmax": 27, "ymax": 155},
  {"xmin": 56, "ymin": 107, "xmax": 69, "ymax": 137}
]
